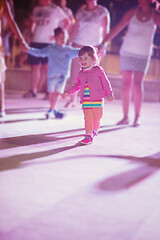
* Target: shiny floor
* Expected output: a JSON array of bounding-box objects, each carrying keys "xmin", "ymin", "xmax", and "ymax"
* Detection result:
[{"xmin": 0, "ymin": 92, "xmax": 160, "ymax": 240}]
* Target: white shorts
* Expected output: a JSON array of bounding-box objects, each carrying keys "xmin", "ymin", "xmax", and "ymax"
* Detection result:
[{"xmin": 47, "ymin": 75, "xmax": 67, "ymax": 93}]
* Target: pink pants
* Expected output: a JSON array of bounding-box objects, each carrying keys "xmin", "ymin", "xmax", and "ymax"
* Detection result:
[{"xmin": 83, "ymin": 108, "xmax": 103, "ymax": 135}]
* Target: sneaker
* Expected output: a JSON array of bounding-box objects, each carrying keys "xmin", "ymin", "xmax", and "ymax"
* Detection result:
[
  {"xmin": 54, "ymin": 110, "xmax": 64, "ymax": 119},
  {"xmin": 93, "ymin": 130, "xmax": 98, "ymax": 137},
  {"xmin": 80, "ymin": 135, "xmax": 93, "ymax": 145},
  {"xmin": 0, "ymin": 111, "xmax": 6, "ymax": 118},
  {"xmin": 46, "ymin": 109, "xmax": 54, "ymax": 119},
  {"xmin": 23, "ymin": 90, "xmax": 37, "ymax": 98}
]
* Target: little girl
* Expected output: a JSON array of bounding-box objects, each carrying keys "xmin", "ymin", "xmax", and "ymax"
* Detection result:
[{"xmin": 62, "ymin": 46, "xmax": 114, "ymax": 144}]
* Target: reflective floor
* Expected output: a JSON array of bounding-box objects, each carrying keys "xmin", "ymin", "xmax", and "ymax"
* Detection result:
[{"xmin": 0, "ymin": 92, "xmax": 160, "ymax": 240}]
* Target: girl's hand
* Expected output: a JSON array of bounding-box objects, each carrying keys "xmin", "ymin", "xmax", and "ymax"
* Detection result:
[
  {"xmin": 106, "ymin": 95, "xmax": 114, "ymax": 102},
  {"xmin": 61, "ymin": 92, "xmax": 68, "ymax": 99}
]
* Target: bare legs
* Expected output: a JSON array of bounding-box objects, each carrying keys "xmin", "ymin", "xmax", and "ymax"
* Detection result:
[
  {"xmin": 0, "ymin": 71, "xmax": 6, "ymax": 117},
  {"xmin": 49, "ymin": 91, "xmax": 60, "ymax": 110},
  {"xmin": 133, "ymin": 71, "xmax": 144, "ymax": 126},
  {"xmin": 117, "ymin": 70, "xmax": 144, "ymax": 126},
  {"xmin": 32, "ymin": 63, "xmax": 48, "ymax": 94},
  {"xmin": 65, "ymin": 57, "xmax": 80, "ymax": 107}
]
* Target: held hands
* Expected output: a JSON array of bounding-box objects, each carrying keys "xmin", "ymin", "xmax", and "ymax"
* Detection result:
[
  {"xmin": 106, "ymin": 95, "xmax": 114, "ymax": 102},
  {"xmin": 96, "ymin": 43, "xmax": 106, "ymax": 59}
]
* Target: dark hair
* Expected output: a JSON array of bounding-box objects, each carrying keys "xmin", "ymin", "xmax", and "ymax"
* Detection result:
[
  {"xmin": 54, "ymin": 27, "xmax": 64, "ymax": 36},
  {"xmin": 78, "ymin": 45, "xmax": 99, "ymax": 64}
]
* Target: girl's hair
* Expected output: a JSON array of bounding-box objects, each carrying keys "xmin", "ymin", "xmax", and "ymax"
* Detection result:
[{"xmin": 78, "ymin": 45, "xmax": 99, "ymax": 64}]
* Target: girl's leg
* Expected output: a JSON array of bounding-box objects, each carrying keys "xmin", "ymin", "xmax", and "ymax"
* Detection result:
[
  {"xmin": 117, "ymin": 70, "xmax": 133, "ymax": 124},
  {"xmin": 133, "ymin": 71, "xmax": 145, "ymax": 126},
  {"xmin": 92, "ymin": 108, "xmax": 103, "ymax": 135},
  {"xmin": 83, "ymin": 108, "xmax": 94, "ymax": 136},
  {"xmin": 79, "ymin": 108, "xmax": 94, "ymax": 144}
]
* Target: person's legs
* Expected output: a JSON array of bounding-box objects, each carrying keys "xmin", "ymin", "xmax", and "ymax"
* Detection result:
[
  {"xmin": 0, "ymin": 83, "xmax": 5, "ymax": 116},
  {"xmin": 38, "ymin": 63, "xmax": 48, "ymax": 93},
  {"xmin": 117, "ymin": 70, "xmax": 133, "ymax": 125},
  {"xmin": 46, "ymin": 91, "xmax": 64, "ymax": 119},
  {"xmin": 65, "ymin": 57, "xmax": 80, "ymax": 107},
  {"xmin": 92, "ymin": 108, "xmax": 103, "ymax": 135},
  {"xmin": 0, "ymin": 71, "xmax": 6, "ymax": 117},
  {"xmin": 31, "ymin": 64, "xmax": 41, "ymax": 94},
  {"xmin": 49, "ymin": 91, "xmax": 60, "ymax": 110},
  {"xmin": 80, "ymin": 108, "xmax": 94, "ymax": 144},
  {"xmin": 83, "ymin": 108, "xmax": 94, "ymax": 136},
  {"xmin": 132, "ymin": 71, "xmax": 145, "ymax": 126},
  {"xmin": 24, "ymin": 43, "xmax": 49, "ymax": 98}
]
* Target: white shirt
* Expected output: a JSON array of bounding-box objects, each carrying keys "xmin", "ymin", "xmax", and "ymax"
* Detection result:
[
  {"xmin": 73, "ymin": 5, "xmax": 110, "ymax": 46},
  {"xmin": 32, "ymin": 4, "xmax": 67, "ymax": 43},
  {"xmin": 120, "ymin": 13, "xmax": 157, "ymax": 58}
]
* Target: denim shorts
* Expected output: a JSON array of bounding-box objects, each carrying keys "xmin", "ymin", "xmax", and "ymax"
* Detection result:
[
  {"xmin": 27, "ymin": 42, "xmax": 49, "ymax": 65},
  {"xmin": 48, "ymin": 75, "xmax": 67, "ymax": 93}
]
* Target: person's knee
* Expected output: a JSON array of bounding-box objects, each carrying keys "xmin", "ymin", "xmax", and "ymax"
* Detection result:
[{"xmin": 122, "ymin": 80, "xmax": 132, "ymax": 91}]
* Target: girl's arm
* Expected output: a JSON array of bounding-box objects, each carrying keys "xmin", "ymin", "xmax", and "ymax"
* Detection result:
[
  {"xmin": 100, "ymin": 68, "xmax": 114, "ymax": 96},
  {"xmin": 101, "ymin": 7, "xmax": 136, "ymax": 46},
  {"xmin": 62, "ymin": 77, "xmax": 81, "ymax": 98},
  {"xmin": 3, "ymin": 0, "xmax": 28, "ymax": 50}
]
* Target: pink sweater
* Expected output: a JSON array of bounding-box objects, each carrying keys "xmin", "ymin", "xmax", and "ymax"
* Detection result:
[{"xmin": 68, "ymin": 66, "xmax": 113, "ymax": 103}]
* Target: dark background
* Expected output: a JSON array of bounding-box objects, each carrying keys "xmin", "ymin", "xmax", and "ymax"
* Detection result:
[
  {"xmin": 13, "ymin": 0, "xmax": 138, "ymax": 14},
  {"xmin": 12, "ymin": 0, "xmax": 160, "ymax": 57}
]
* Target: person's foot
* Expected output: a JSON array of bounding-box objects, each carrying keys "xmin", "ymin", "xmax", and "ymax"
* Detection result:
[
  {"xmin": 54, "ymin": 110, "xmax": 64, "ymax": 119},
  {"xmin": 79, "ymin": 135, "xmax": 93, "ymax": 145},
  {"xmin": 133, "ymin": 117, "xmax": 140, "ymax": 127},
  {"xmin": 23, "ymin": 90, "xmax": 37, "ymax": 98},
  {"xmin": 117, "ymin": 117, "xmax": 129, "ymax": 125},
  {"xmin": 45, "ymin": 109, "xmax": 54, "ymax": 119},
  {"xmin": 0, "ymin": 111, "xmax": 6, "ymax": 118},
  {"xmin": 93, "ymin": 130, "xmax": 98, "ymax": 138}
]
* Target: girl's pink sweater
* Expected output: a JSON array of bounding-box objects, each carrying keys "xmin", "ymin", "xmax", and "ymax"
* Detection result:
[{"xmin": 68, "ymin": 66, "xmax": 113, "ymax": 103}]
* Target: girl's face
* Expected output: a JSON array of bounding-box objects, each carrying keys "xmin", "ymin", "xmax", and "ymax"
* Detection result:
[
  {"xmin": 55, "ymin": 32, "xmax": 66, "ymax": 46},
  {"xmin": 79, "ymin": 52, "xmax": 94, "ymax": 69}
]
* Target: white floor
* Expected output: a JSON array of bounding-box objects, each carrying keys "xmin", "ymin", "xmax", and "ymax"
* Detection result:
[{"xmin": 0, "ymin": 92, "xmax": 160, "ymax": 240}]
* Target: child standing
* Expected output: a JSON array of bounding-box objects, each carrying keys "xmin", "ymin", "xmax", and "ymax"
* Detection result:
[
  {"xmin": 62, "ymin": 46, "xmax": 114, "ymax": 144},
  {"xmin": 28, "ymin": 27, "xmax": 79, "ymax": 119}
]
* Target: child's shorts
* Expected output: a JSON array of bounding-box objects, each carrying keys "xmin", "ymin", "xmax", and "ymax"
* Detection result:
[{"xmin": 48, "ymin": 75, "xmax": 66, "ymax": 93}]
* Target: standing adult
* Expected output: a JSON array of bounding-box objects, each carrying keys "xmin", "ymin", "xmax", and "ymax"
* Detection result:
[
  {"xmin": 54, "ymin": 0, "xmax": 74, "ymax": 34},
  {"xmin": 23, "ymin": 0, "xmax": 69, "ymax": 98},
  {"xmin": 2, "ymin": 0, "xmax": 14, "ymax": 66},
  {"xmin": 100, "ymin": 0, "xmax": 160, "ymax": 126},
  {"xmin": 0, "ymin": 0, "xmax": 28, "ymax": 117},
  {"xmin": 64, "ymin": 0, "xmax": 110, "ymax": 107}
]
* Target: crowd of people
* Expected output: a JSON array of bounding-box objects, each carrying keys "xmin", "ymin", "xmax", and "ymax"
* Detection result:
[{"xmin": 0, "ymin": 0, "xmax": 160, "ymax": 145}]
